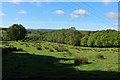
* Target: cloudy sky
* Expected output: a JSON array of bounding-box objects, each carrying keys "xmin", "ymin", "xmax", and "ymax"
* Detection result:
[{"xmin": 0, "ymin": 1, "xmax": 119, "ymax": 30}]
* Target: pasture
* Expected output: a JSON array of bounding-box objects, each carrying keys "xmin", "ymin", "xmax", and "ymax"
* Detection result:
[{"xmin": 2, "ymin": 41, "xmax": 119, "ymax": 79}]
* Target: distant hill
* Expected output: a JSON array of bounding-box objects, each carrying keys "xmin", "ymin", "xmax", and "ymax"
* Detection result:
[
  {"xmin": 0, "ymin": 28, "xmax": 8, "ymax": 30},
  {"xmin": 0, "ymin": 27, "xmax": 99, "ymax": 33},
  {"xmin": 0, "ymin": 28, "xmax": 57, "ymax": 32},
  {"xmin": 27, "ymin": 29, "xmax": 57, "ymax": 33}
]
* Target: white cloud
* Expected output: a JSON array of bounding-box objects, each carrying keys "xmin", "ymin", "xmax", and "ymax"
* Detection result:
[
  {"xmin": 45, "ymin": 0, "xmax": 50, "ymax": 2},
  {"xmin": 102, "ymin": 0, "xmax": 111, "ymax": 5},
  {"xmin": 18, "ymin": 10, "xmax": 27, "ymax": 14},
  {"xmin": 30, "ymin": 0, "xmax": 39, "ymax": 2},
  {"xmin": 54, "ymin": 10, "xmax": 65, "ymax": 15},
  {"xmin": 0, "ymin": 13, "xmax": 5, "ymax": 16},
  {"xmin": 107, "ymin": 12, "xmax": 120, "ymax": 19},
  {"xmin": 73, "ymin": 9, "xmax": 89, "ymax": 16},
  {"xmin": 11, "ymin": 0, "xmax": 24, "ymax": 4},
  {"xmin": 70, "ymin": 14, "xmax": 79, "ymax": 18}
]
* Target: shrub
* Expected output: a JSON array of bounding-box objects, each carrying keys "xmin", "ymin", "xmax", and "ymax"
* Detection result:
[
  {"xmin": 5, "ymin": 43, "xmax": 9, "ymax": 46},
  {"xmin": 67, "ymin": 51, "xmax": 72, "ymax": 54},
  {"xmin": 111, "ymin": 48, "xmax": 118, "ymax": 52},
  {"xmin": 37, "ymin": 46, "xmax": 42, "ymax": 50},
  {"xmin": 20, "ymin": 43, "xmax": 24, "ymax": 45},
  {"xmin": 63, "ymin": 47, "xmax": 68, "ymax": 52},
  {"xmin": 49, "ymin": 48, "xmax": 54, "ymax": 52},
  {"xmin": 56, "ymin": 47, "xmax": 64, "ymax": 52},
  {"xmin": 45, "ymin": 46, "xmax": 49, "ymax": 49},
  {"xmin": 2, "ymin": 46, "xmax": 19, "ymax": 55},
  {"xmin": 9, "ymin": 45, "xmax": 14, "ymax": 48},
  {"xmin": 2, "ymin": 41, "xmax": 8, "ymax": 45},
  {"xmin": 53, "ymin": 46, "xmax": 58, "ymax": 50},
  {"xmin": 80, "ymin": 56, "xmax": 88, "ymax": 64},
  {"xmin": 74, "ymin": 55, "xmax": 88, "ymax": 66},
  {"xmin": 9, "ymin": 46, "xmax": 17, "ymax": 51},
  {"xmin": 96, "ymin": 54, "xmax": 104, "ymax": 59},
  {"xmin": 74, "ymin": 55, "xmax": 82, "ymax": 66},
  {"xmin": 18, "ymin": 48, "xmax": 23, "ymax": 51},
  {"xmin": 25, "ymin": 44, "xmax": 29, "ymax": 47}
]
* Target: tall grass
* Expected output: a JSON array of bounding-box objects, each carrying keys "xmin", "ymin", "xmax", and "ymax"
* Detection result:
[{"xmin": 74, "ymin": 54, "xmax": 88, "ymax": 66}]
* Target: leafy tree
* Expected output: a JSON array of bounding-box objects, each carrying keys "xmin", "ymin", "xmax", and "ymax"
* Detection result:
[
  {"xmin": 2, "ymin": 30, "xmax": 10, "ymax": 41},
  {"xmin": 69, "ymin": 27, "xmax": 76, "ymax": 30},
  {"xmin": 85, "ymin": 29, "xmax": 120, "ymax": 47},
  {"xmin": 94, "ymin": 37, "xmax": 102, "ymax": 47},
  {"xmin": 80, "ymin": 35, "xmax": 89, "ymax": 46},
  {"xmin": 25, "ymin": 32, "xmax": 42, "ymax": 42},
  {"xmin": 87, "ymin": 33, "xmax": 95, "ymax": 46},
  {"xmin": 44, "ymin": 29, "xmax": 80, "ymax": 46},
  {"xmin": 3, "ymin": 33, "xmax": 10, "ymax": 41},
  {"xmin": 7, "ymin": 24, "xmax": 27, "ymax": 41}
]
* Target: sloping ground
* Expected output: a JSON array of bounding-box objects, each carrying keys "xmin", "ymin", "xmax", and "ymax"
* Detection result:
[{"xmin": 2, "ymin": 41, "xmax": 120, "ymax": 79}]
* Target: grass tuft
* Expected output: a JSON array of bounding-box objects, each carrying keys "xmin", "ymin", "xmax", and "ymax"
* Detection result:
[
  {"xmin": 74, "ymin": 54, "xmax": 88, "ymax": 66},
  {"xmin": 95, "ymin": 54, "xmax": 104, "ymax": 59}
]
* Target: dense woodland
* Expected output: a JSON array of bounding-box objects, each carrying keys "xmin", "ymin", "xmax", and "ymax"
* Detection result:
[{"xmin": 1, "ymin": 24, "xmax": 120, "ymax": 47}]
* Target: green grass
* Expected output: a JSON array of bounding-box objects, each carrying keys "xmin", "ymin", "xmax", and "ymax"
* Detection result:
[{"xmin": 2, "ymin": 41, "xmax": 119, "ymax": 79}]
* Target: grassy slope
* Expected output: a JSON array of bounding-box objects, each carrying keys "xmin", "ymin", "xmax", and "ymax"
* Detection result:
[{"xmin": 2, "ymin": 41, "xmax": 119, "ymax": 79}]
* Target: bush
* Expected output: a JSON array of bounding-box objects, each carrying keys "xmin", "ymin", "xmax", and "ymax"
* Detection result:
[
  {"xmin": 18, "ymin": 48, "xmax": 23, "ymax": 51},
  {"xmin": 63, "ymin": 47, "xmax": 69, "ymax": 52},
  {"xmin": 25, "ymin": 44, "xmax": 29, "ymax": 47},
  {"xmin": 95, "ymin": 54, "xmax": 104, "ymax": 59},
  {"xmin": 74, "ymin": 55, "xmax": 88, "ymax": 66},
  {"xmin": 74, "ymin": 55, "xmax": 81, "ymax": 66},
  {"xmin": 49, "ymin": 48, "xmax": 54, "ymax": 52},
  {"xmin": 2, "ymin": 46, "xmax": 24, "ymax": 55},
  {"xmin": 5, "ymin": 43, "xmax": 9, "ymax": 46},
  {"xmin": 37, "ymin": 46, "xmax": 42, "ymax": 50},
  {"xmin": 80, "ymin": 56, "xmax": 88, "ymax": 64},
  {"xmin": 111, "ymin": 48, "xmax": 118, "ymax": 52},
  {"xmin": 9, "ymin": 46, "xmax": 18, "ymax": 51},
  {"xmin": 2, "ymin": 41, "xmax": 9, "ymax": 45},
  {"xmin": 45, "ymin": 46, "xmax": 49, "ymax": 49},
  {"xmin": 20, "ymin": 43, "xmax": 24, "ymax": 45},
  {"xmin": 55, "ymin": 46, "xmax": 64, "ymax": 52}
]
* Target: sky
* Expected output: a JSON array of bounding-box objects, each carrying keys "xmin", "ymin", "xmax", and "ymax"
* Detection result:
[{"xmin": 0, "ymin": 1, "xmax": 119, "ymax": 31}]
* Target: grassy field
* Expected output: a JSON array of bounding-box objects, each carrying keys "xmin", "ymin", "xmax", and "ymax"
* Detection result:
[{"xmin": 2, "ymin": 41, "xmax": 119, "ymax": 79}]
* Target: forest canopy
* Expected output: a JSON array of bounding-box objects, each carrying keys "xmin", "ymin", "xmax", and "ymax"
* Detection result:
[
  {"xmin": 1, "ymin": 24, "xmax": 120, "ymax": 47},
  {"xmin": 80, "ymin": 29, "xmax": 120, "ymax": 47}
]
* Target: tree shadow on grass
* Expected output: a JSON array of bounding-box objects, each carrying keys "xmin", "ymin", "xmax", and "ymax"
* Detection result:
[{"xmin": 2, "ymin": 52, "xmax": 120, "ymax": 80}]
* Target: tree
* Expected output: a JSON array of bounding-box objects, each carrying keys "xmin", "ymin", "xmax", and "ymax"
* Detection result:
[
  {"xmin": 69, "ymin": 27, "xmax": 76, "ymax": 30},
  {"xmin": 2, "ymin": 29, "xmax": 10, "ymax": 41},
  {"xmin": 80, "ymin": 35, "xmax": 89, "ymax": 46},
  {"xmin": 7, "ymin": 24, "xmax": 27, "ymax": 41},
  {"xmin": 86, "ymin": 29, "xmax": 120, "ymax": 47},
  {"xmin": 87, "ymin": 33, "xmax": 95, "ymax": 46},
  {"xmin": 3, "ymin": 32, "xmax": 10, "ymax": 41},
  {"xmin": 44, "ymin": 29, "xmax": 80, "ymax": 46}
]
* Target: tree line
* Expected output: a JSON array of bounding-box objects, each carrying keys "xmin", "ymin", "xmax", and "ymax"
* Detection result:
[
  {"xmin": 43, "ymin": 29, "xmax": 80, "ymax": 46},
  {"xmin": 1, "ymin": 24, "xmax": 120, "ymax": 47},
  {"xmin": 81, "ymin": 29, "xmax": 120, "ymax": 47}
]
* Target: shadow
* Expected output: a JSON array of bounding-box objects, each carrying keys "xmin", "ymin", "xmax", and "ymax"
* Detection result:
[
  {"xmin": 57, "ymin": 58, "xmax": 74, "ymax": 61},
  {"xmin": 2, "ymin": 52, "xmax": 120, "ymax": 80}
]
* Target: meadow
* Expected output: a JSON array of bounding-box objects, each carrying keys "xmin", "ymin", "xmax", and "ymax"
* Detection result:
[
  {"xmin": 1, "ymin": 2, "xmax": 120, "ymax": 79},
  {"xmin": 2, "ymin": 41, "xmax": 119, "ymax": 79}
]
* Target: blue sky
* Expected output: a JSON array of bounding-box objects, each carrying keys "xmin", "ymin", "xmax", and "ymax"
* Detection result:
[{"xmin": 1, "ymin": 2, "xmax": 119, "ymax": 31}]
